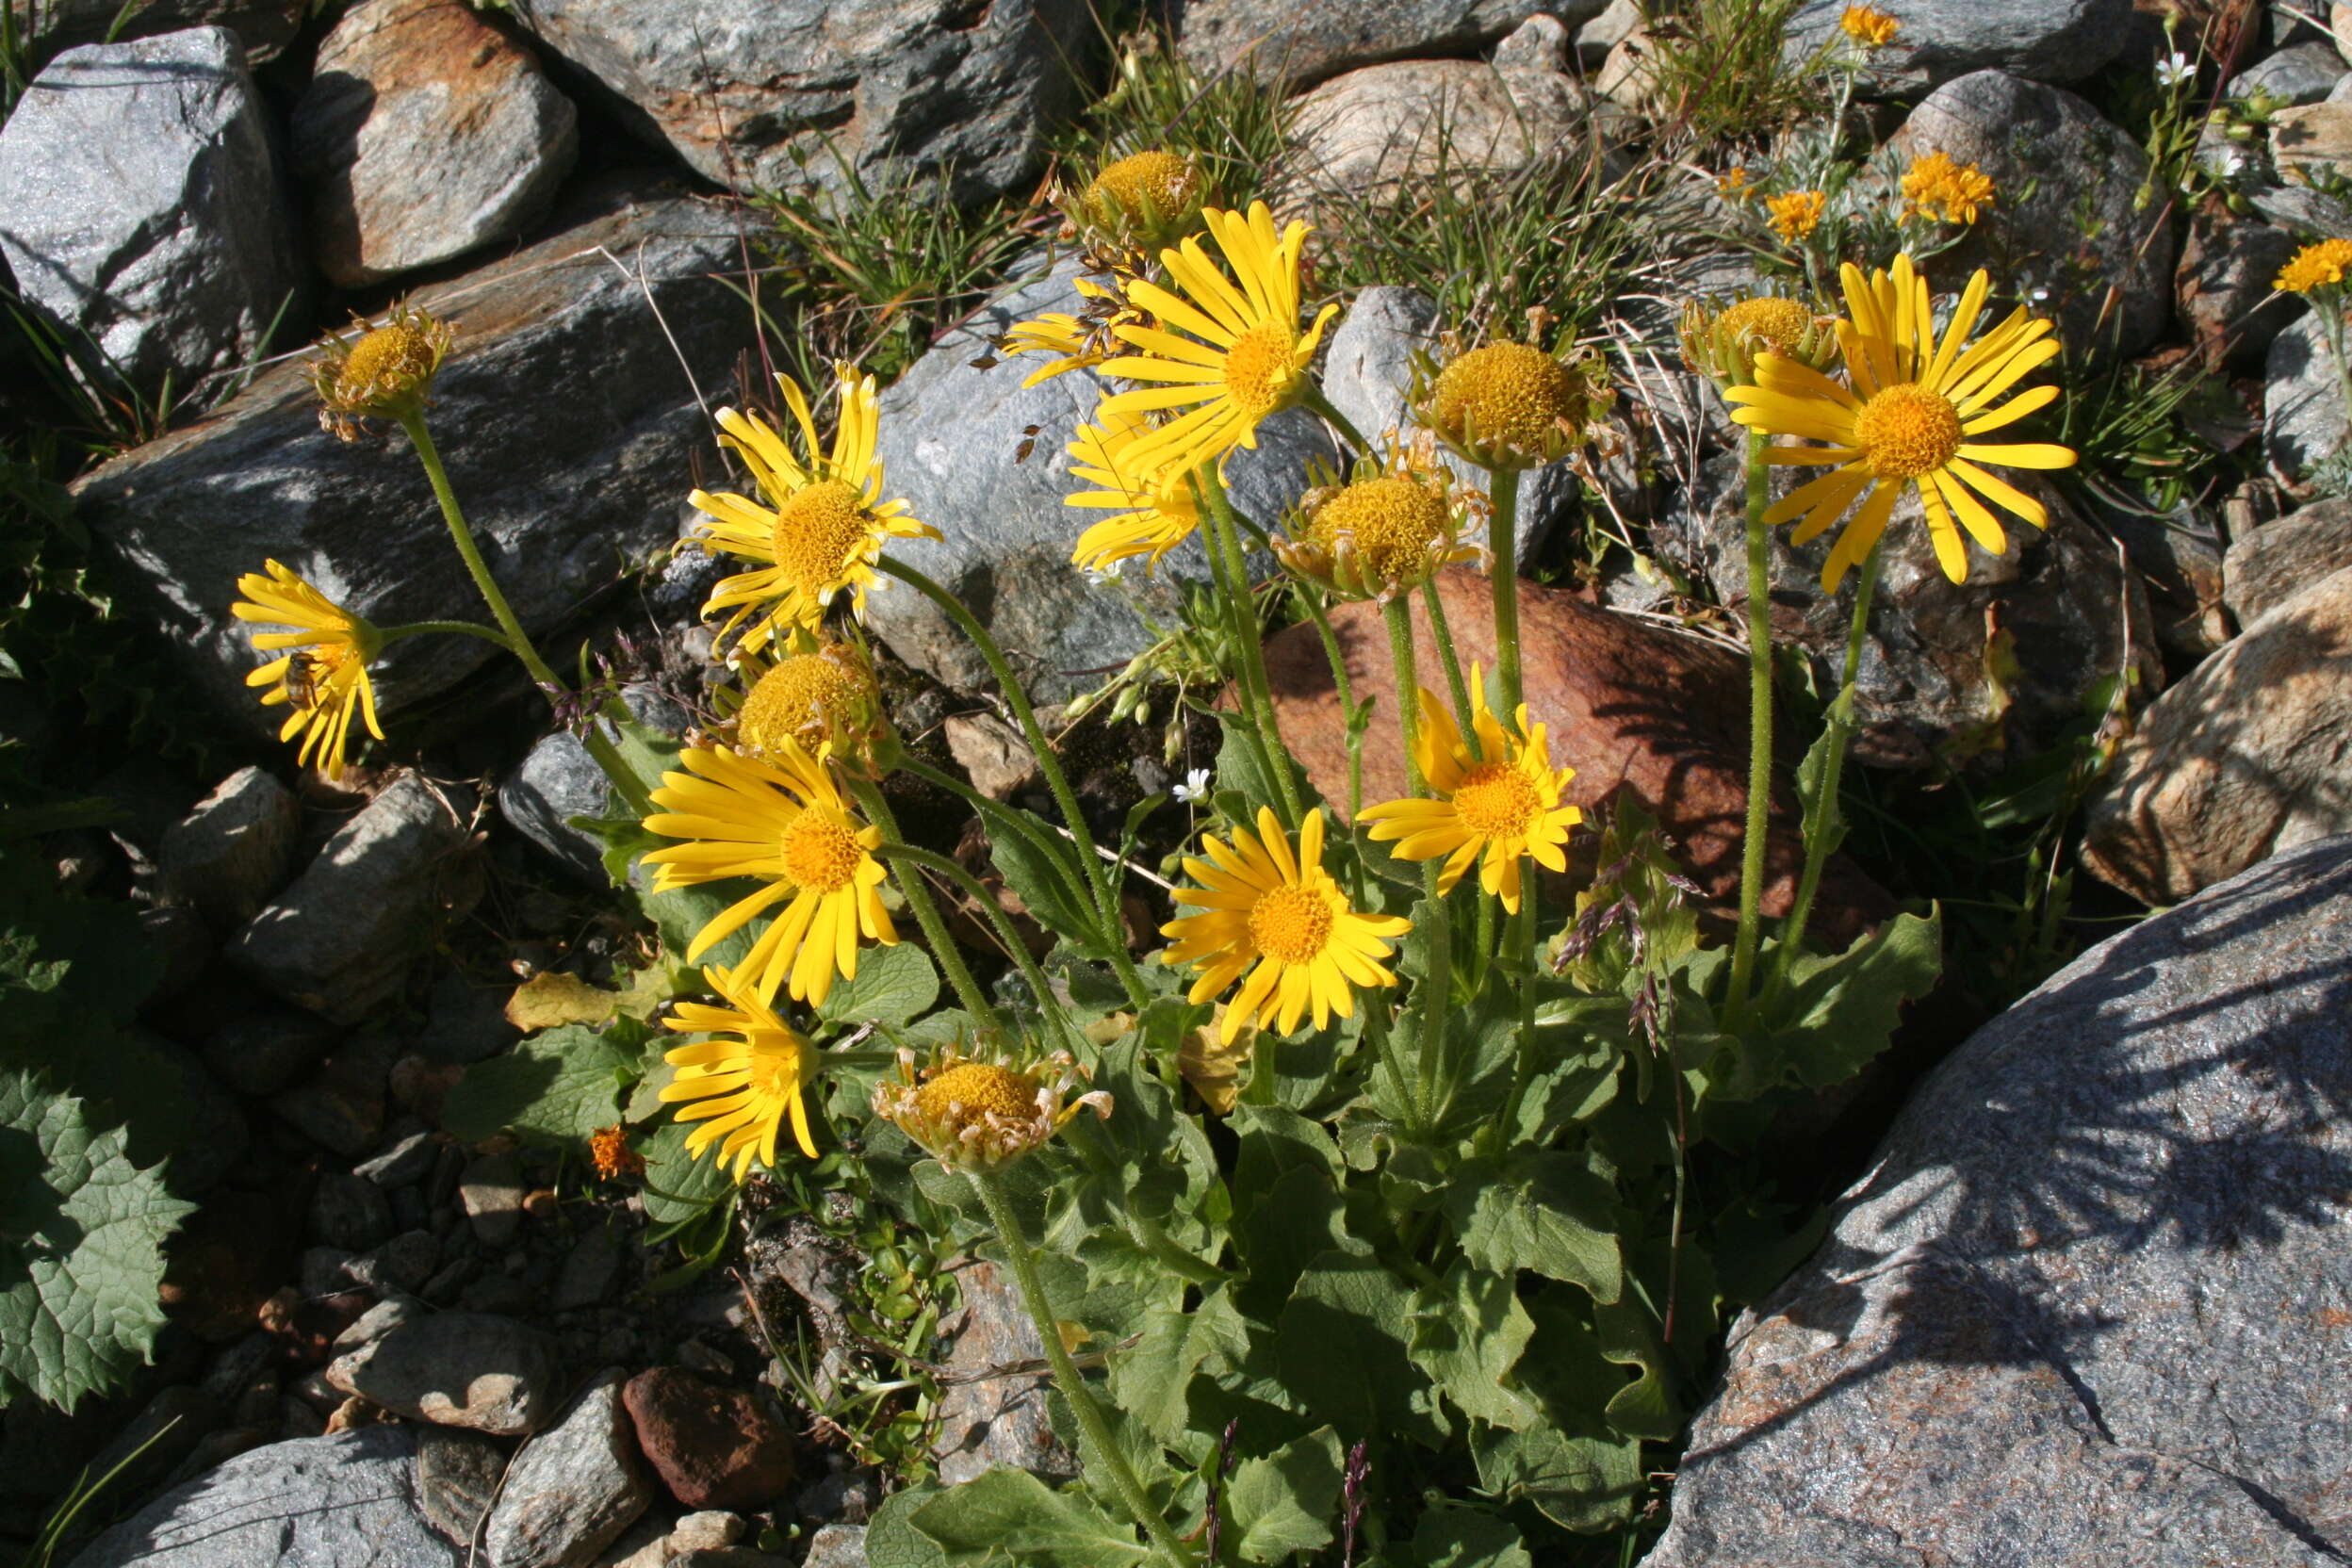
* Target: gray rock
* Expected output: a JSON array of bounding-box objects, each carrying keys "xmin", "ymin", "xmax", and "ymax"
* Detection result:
[
  {"xmin": 350, "ymin": 1230, "xmax": 443, "ymax": 1295},
  {"xmin": 334, "ymin": 1296, "xmax": 427, "ymax": 1356},
  {"xmin": 1573, "ymin": 0, "xmax": 1640, "ymax": 67},
  {"xmin": 72, "ymin": 196, "xmax": 752, "ymax": 734},
  {"xmin": 1284, "ymin": 58, "xmax": 1587, "ymax": 193},
  {"xmin": 1489, "ymin": 11, "xmax": 1569, "ymax": 73},
  {"xmin": 1176, "ymin": 0, "xmax": 1609, "ymax": 90},
  {"xmin": 862, "ymin": 261, "xmax": 1335, "ymax": 700},
  {"xmin": 81, "ymin": 1386, "xmax": 223, "ymax": 1511},
  {"xmin": 2083, "ymin": 566, "xmax": 2352, "ymax": 904},
  {"xmin": 482, "ymin": 1370, "xmax": 653, "ymax": 1568},
  {"xmin": 421, "ymin": 966, "xmax": 521, "ymax": 1065},
  {"xmin": 933, "ymin": 1259, "xmax": 1070, "ymax": 1485},
  {"xmin": 326, "ymin": 1312, "xmax": 562, "ymax": 1437},
  {"xmin": 2232, "ymin": 39, "xmax": 2348, "ymax": 104},
  {"xmin": 800, "ymin": 1525, "xmax": 869, "ymax": 1568},
  {"xmin": 497, "ymin": 683, "xmax": 686, "ymax": 884},
  {"xmin": 2263, "ymin": 310, "xmax": 2344, "ymax": 478},
  {"xmin": 1886, "ymin": 71, "xmax": 2176, "ymax": 365},
  {"xmin": 667, "ymin": 1513, "xmax": 749, "ymax": 1554},
  {"xmin": 271, "ymin": 1033, "xmax": 398, "ymax": 1157},
  {"xmin": 292, "ymin": 0, "xmax": 578, "ymax": 289},
  {"xmin": 509, "ymin": 0, "xmax": 1085, "ymax": 201},
  {"xmin": 311, "ymin": 1171, "xmax": 397, "ymax": 1252},
  {"xmin": 462, "ymin": 1151, "xmax": 529, "ymax": 1246},
  {"xmin": 228, "ymin": 776, "xmax": 473, "ymax": 1025},
  {"xmin": 0, "ymin": 28, "xmax": 302, "ymax": 399},
  {"xmin": 416, "ymin": 1426, "xmax": 509, "ymax": 1546},
  {"xmin": 551, "ymin": 1225, "xmax": 628, "ymax": 1312},
  {"xmin": 1642, "ymin": 834, "xmax": 2352, "ymax": 1568},
  {"xmin": 64, "ymin": 1428, "xmax": 460, "ymax": 1568},
  {"xmin": 2225, "ymin": 496, "xmax": 2352, "ymax": 624},
  {"xmin": 354, "ymin": 1128, "xmax": 442, "ymax": 1188},
  {"xmin": 139, "ymin": 903, "xmax": 215, "ymax": 1003},
  {"xmin": 2268, "ymin": 100, "xmax": 2352, "ymax": 189},
  {"xmin": 1783, "ymin": 0, "xmax": 2132, "ymax": 90},
  {"xmin": 18, "ymin": 0, "xmax": 306, "ymax": 59},
  {"xmin": 202, "ymin": 1006, "xmax": 336, "ymax": 1098},
  {"xmin": 2175, "ymin": 213, "xmax": 2302, "ymax": 372},
  {"xmin": 158, "ymin": 765, "xmax": 301, "ymax": 929}
]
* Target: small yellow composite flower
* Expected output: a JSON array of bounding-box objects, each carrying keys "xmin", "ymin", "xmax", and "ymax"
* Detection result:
[
  {"xmin": 1839, "ymin": 5, "xmax": 1900, "ymax": 46},
  {"xmin": 1276, "ymin": 449, "xmax": 1481, "ymax": 601},
  {"xmin": 232, "ymin": 560, "xmax": 386, "ymax": 784},
  {"xmin": 1098, "ymin": 201, "xmax": 1342, "ymax": 482},
  {"xmin": 660, "ymin": 964, "xmax": 823, "ymax": 1179},
  {"xmin": 1716, "ymin": 166, "xmax": 1756, "ymax": 202},
  {"xmin": 1358, "ymin": 666, "xmax": 1581, "ymax": 913},
  {"xmin": 1766, "ymin": 189, "xmax": 1827, "ymax": 242},
  {"xmin": 310, "ymin": 301, "xmax": 452, "ymax": 440},
  {"xmin": 1077, "ymin": 149, "xmax": 1208, "ymax": 248},
  {"xmin": 2276, "ymin": 237, "xmax": 2352, "ymax": 294},
  {"xmin": 688, "ymin": 366, "xmax": 938, "ymax": 654},
  {"xmin": 1066, "ymin": 404, "xmax": 1203, "ymax": 574},
  {"xmin": 1160, "ymin": 807, "xmax": 1413, "ymax": 1036},
  {"xmin": 1900, "ymin": 151, "xmax": 1996, "ymax": 225},
  {"xmin": 1678, "ymin": 294, "xmax": 1837, "ymax": 388},
  {"xmin": 872, "ymin": 1041, "xmax": 1112, "ymax": 1173},
  {"xmin": 1414, "ymin": 340, "xmax": 1615, "ymax": 471},
  {"xmin": 1724, "ymin": 253, "xmax": 2077, "ymax": 588},
  {"xmin": 640, "ymin": 738, "xmax": 897, "ymax": 1008},
  {"xmin": 726, "ymin": 637, "xmax": 882, "ymax": 762}
]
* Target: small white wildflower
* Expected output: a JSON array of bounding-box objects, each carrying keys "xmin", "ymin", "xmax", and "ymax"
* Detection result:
[
  {"xmin": 2154, "ymin": 50, "xmax": 2193, "ymax": 89},
  {"xmin": 1172, "ymin": 767, "xmax": 1211, "ymax": 803},
  {"xmin": 1085, "ymin": 559, "xmax": 1124, "ymax": 585}
]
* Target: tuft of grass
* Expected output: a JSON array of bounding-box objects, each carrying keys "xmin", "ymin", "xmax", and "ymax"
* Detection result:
[
  {"xmin": 1643, "ymin": 0, "xmax": 1826, "ymax": 148},
  {"xmin": 1052, "ymin": 29, "xmax": 1291, "ymax": 214}
]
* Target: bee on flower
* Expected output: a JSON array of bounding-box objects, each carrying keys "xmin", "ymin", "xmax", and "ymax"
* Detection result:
[{"xmin": 232, "ymin": 561, "xmax": 386, "ymax": 783}]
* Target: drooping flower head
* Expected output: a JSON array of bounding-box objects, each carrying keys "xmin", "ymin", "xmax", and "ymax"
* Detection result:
[
  {"xmin": 1766, "ymin": 189, "xmax": 1827, "ymax": 242},
  {"xmin": 1160, "ymin": 807, "xmax": 1413, "ymax": 1036},
  {"xmin": 1275, "ymin": 442, "xmax": 1482, "ymax": 601},
  {"xmin": 1839, "ymin": 6, "xmax": 1900, "ymax": 46},
  {"xmin": 232, "ymin": 560, "xmax": 386, "ymax": 784},
  {"xmin": 1097, "ymin": 201, "xmax": 1342, "ymax": 483},
  {"xmin": 1411, "ymin": 339, "xmax": 1615, "ymax": 472},
  {"xmin": 688, "ymin": 366, "xmax": 937, "ymax": 655},
  {"xmin": 1002, "ymin": 275, "xmax": 1139, "ymax": 389},
  {"xmin": 1900, "ymin": 151, "xmax": 1996, "ymax": 226},
  {"xmin": 310, "ymin": 301, "xmax": 452, "ymax": 439},
  {"xmin": 659, "ymin": 963, "xmax": 822, "ymax": 1180},
  {"xmin": 1678, "ymin": 293, "xmax": 1838, "ymax": 389},
  {"xmin": 1067, "ymin": 403, "xmax": 1204, "ymax": 575},
  {"xmin": 2277, "ymin": 237, "xmax": 2352, "ymax": 296},
  {"xmin": 721, "ymin": 634, "xmax": 884, "ymax": 765},
  {"xmin": 871, "ymin": 1032, "xmax": 1111, "ymax": 1173},
  {"xmin": 641, "ymin": 737, "xmax": 897, "ymax": 1007},
  {"xmin": 1358, "ymin": 666, "xmax": 1582, "ymax": 914},
  {"xmin": 588, "ymin": 1124, "xmax": 645, "ymax": 1181},
  {"xmin": 1724, "ymin": 253, "xmax": 2076, "ymax": 589},
  {"xmin": 1075, "ymin": 149, "xmax": 1209, "ymax": 251}
]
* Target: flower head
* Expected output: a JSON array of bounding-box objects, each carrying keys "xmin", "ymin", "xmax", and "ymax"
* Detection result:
[
  {"xmin": 1716, "ymin": 166, "xmax": 1756, "ymax": 202},
  {"xmin": 1067, "ymin": 404, "xmax": 1204, "ymax": 575},
  {"xmin": 588, "ymin": 1124, "xmax": 645, "ymax": 1181},
  {"xmin": 660, "ymin": 964, "xmax": 823, "ymax": 1180},
  {"xmin": 1766, "ymin": 189, "xmax": 1827, "ymax": 242},
  {"xmin": 641, "ymin": 738, "xmax": 897, "ymax": 1007},
  {"xmin": 1412, "ymin": 340, "xmax": 1614, "ymax": 471},
  {"xmin": 1002, "ymin": 276, "xmax": 1136, "ymax": 388},
  {"xmin": 1839, "ymin": 5, "xmax": 1899, "ymax": 46},
  {"xmin": 1077, "ymin": 150, "xmax": 1209, "ymax": 250},
  {"xmin": 1724, "ymin": 253, "xmax": 2076, "ymax": 588},
  {"xmin": 1276, "ymin": 447, "xmax": 1481, "ymax": 600},
  {"xmin": 1097, "ymin": 202, "xmax": 1342, "ymax": 483},
  {"xmin": 1173, "ymin": 766, "xmax": 1212, "ymax": 803},
  {"xmin": 1358, "ymin": 667, "xmax": 1581, "ymax": 913},
  {"xmin": 724, "ymin": 636, "xmax": 883, "ymax": 764},
  {"xmin": 1160, "ymin": 807, "xmax": 1412, "ymax": 1036},
  {"xmin": 1679, "ymin": 293, "xmax": 1838, "ymax": 388},
  {"xmin": 688, "ymin": 366, "xmax": 937, "ymax": 655},
  {"xmin": 232, "ymin": 561, "xmax": 386, "ymax": 783},
  {"xmin": 310, "ymin": 301, "xmax": 452, "ymax": 439},
  {"xmin": 1901, "ymin": 151, "xmax": 1996, "ymax": 225},
  {"xmin": 2277, "ymin": 237, "xmax": 2352, "ymax": 295},
  {"xmin": 2154, "ymin": 50, "xmax": 2194, "ymax": 90},
  {"xmin": 872, "ymin": 1034, "xmax": 1111, "ymax": 1172}
]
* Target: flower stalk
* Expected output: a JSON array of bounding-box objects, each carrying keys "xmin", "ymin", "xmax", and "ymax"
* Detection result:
[
  {"xmin": 1381, "ymin": 596, "xmax": 1450, "ymax": 1131},
  {"xmin": 1723, "ymin": 427, "xmax": 1777, "ymax": 1030}
]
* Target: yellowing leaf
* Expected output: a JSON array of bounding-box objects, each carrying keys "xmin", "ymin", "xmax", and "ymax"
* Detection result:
[{"xmin": 504, "ymin": 971, "xmax": 617, "ymax": 1031}]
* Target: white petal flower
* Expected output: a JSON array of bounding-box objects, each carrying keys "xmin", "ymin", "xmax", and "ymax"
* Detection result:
[
  {"xmin": 1172, "ymin": 767, "xmax": 1212, "ymax": 803},
  {"xmin": 2154, "ymin": 50, "xmax": 2193, "ymax": 88}
]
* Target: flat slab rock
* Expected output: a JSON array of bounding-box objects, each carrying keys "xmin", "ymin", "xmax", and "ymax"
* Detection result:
[
  {"xmin": 1176, "ymin": 0, "xmax": 1608, "ymax": 90},
  {"xmin": 66, "ymin": 1427, "xmax": 461, "ymax": 1568},
  {"xmin": 1642, "ymin": 833, "xmax": 2352, "ymax": 1568}
]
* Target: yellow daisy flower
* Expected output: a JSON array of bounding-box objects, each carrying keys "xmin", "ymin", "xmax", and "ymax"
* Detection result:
[
  {"xmin": 1724, "ymin": 253, "xmax": 2076, "ymax": 589},
  {"xmin": 1098, "ymin": 201, "xmax": 1342, "ymax": 483},
  {"xmin": 1766, "ymin": 189, "xmax": 1826, "ymax": 242},
  {"xmin": 1900, "ymin": 151, "xmax": 1995, "ymax": 225},
  {"xmin": 1067, "ymin": 404, "xmax": 1202, "ymax": 574},
  {"xmin": 1160, "ymin": 807, "xmax": 1412, "ymax": 1036},
  {"xmin": 641, "ymin": 738, "xmax": 897, "ymax": 1008},
  {"xmin": 232, "ymin": 560, "xmax": 385, "ymax": 784},
  {"xmin": 687, "ymin": 365, "xmax": 937, "ymax": 654},
  {"xmin": 1358, "ymin": 666, "xmax": 1581, "ymax": 913},
  {"xmin": 1839, "ymin": 5, "xmax": 1900, "ymax": 46},
  {"xmin": 660, "ymin": 963, "xmax": 822, "ymax": 1179},
  {"xmin": 2276, "ymin": 237, "xmax": 2352, "ymax": 295}
]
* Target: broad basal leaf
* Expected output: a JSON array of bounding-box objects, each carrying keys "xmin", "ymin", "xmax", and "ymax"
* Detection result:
[
  {"xmin": 441, "ymin": 1025, "xmax": 636, "ymax": 1146},
  {"xmin": 906, "ymin": 1467, "xmax": 1150, "ymax": 1568},
  {"xmin": 1223, "ymin": 1426, "xmax": 1344, "ymax": 1564},
  {"xmin": 817, "ymin": 942, "xmax": 939, "ymax": 1032},
  {"xmin": 1445, "ymin": 1150, "xmax": 1623, "ymax": 1304}
]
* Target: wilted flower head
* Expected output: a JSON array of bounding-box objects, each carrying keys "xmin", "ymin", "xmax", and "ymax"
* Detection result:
[
  {"xmin": 310, "ymin": 302, "xmax": 453, "ymax": 439},
  {"xmin": 723, "ymin": 635, "xmax": 884, "ymax": 766},
  {"xmin": 1410, "ymin": 338, "xmax": 1614, "ymax": 471},
  {"xmin": 1900, "ymin": 151, "xmax": 1996, "ymax": 225},
  {"xmin": 1276, "ymin": 440, "xmax": 1483, "ymax": 600},
  {"xmin": 1678, "ymin": 293, "xmax": 1838, "ymax": 388},
  {"xmin": 1076, "ymin": 149, "xmax": 1209, "ymax": 250},
  {"xmin": 871, "ymin": 1035, "xmax": 1112, "ymax": 1172}
]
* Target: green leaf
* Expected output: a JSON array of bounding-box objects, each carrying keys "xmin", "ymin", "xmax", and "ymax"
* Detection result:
[
  {"xmin": 1401, "ymin": 1504, "xmax": 1532, "ymax": 1568},
  {"xmin": 636, "ymin": 1117, "xmax": 736, "ymax": 1225},
  {"xmin": 1791, "ymin": 709, "xmax": 1850, "ymax": 863},
  {"xmin": 1761, "ymin": 908, "xmax": 1942, "ymax": 1088},
  {"xmin": 1275, "ymin": 1251, "xmax": 1443, "ymax": 1446},
  {"xmin": 865, "ymin": 1486, "xmax": 950, "ymax": 1568},
  {"xmin": 1468, "ymin": 1423, "xmax": 1642, "ymax": 1534},
  {"xmin": 986, "ymin": 810, "xmax": 1110, "ymax": 958},
  {"xmin": 1224, "ymin": 1426, "xmax": 1344, "ymax": 1564},
  {"xmin": 441, "ymin": 1025, "xmax": 636, "ymax": 1146},
  {"xmin": 906, "ymin": 1468, "xmax": 1150, "ymax": 1567},
  {"xmin": 815, "ymin": 942, "xmax": 940, "ymax": 1032},
  {"xmin": 1593, "ymin": 1293, "xmax": 1679, "ymax": 1443},
  {"xmin": 0, "ymin": 1070, "xmax": 195, "ymax": 1412},
  {"xmin": 1411, "ymin": 1265, "xmax": 1541, "ymax": 1430},
  {"xmin": 1444, "ymin": 1150, "xmax": 1623, "ymax": 1304}
]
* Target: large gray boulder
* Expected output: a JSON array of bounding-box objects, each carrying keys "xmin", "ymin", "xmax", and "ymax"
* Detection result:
[
  {"xmin": 2265, "ymin": 309, "xmax": 2344, "ymax": 478},
  {"xmin": 1176, "ymin": 0, "xmax": 1609, "ymax": 92},
  {"xmin": 292, "ymin": 0, "xmax": 579, "ymax": 288},
  {"xmin": 1783, "ymin": 0, "xmax": 2133, "ymax": 90},
  {"xmin": 0, "ymin": 28, "xmax": 302, "ymax": 398},
  {"xmin": 66, "ymin": 1428, "xmax": 461, "ymax": 1568},
  {"xmin": 862, "ymin": 260, "xmax": 1335, "ymax": 699},
  {"xmin": 1642, "ymin": 833, "xmax": 2352, "ymax": 1568},
  {"xmin": 1886, "ymin": 71, "xmax": 2176, "ymax": 366},
  {"xmin": 72, "ymin": 194, "xmax": 751, "ymax": 733},
  {"xmin": 507, "ymin": 0, "xmax": 1088, "ymax": 201}
]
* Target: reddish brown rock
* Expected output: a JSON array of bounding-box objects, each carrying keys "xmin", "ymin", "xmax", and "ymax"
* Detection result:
[
  {"xmin": 1264, "ymin": 568, "xmax": 1894, "ymax": 944},
  {"xmin": 622, "ymin": 1368, "xmax": 798, "ymax": 1511}
]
